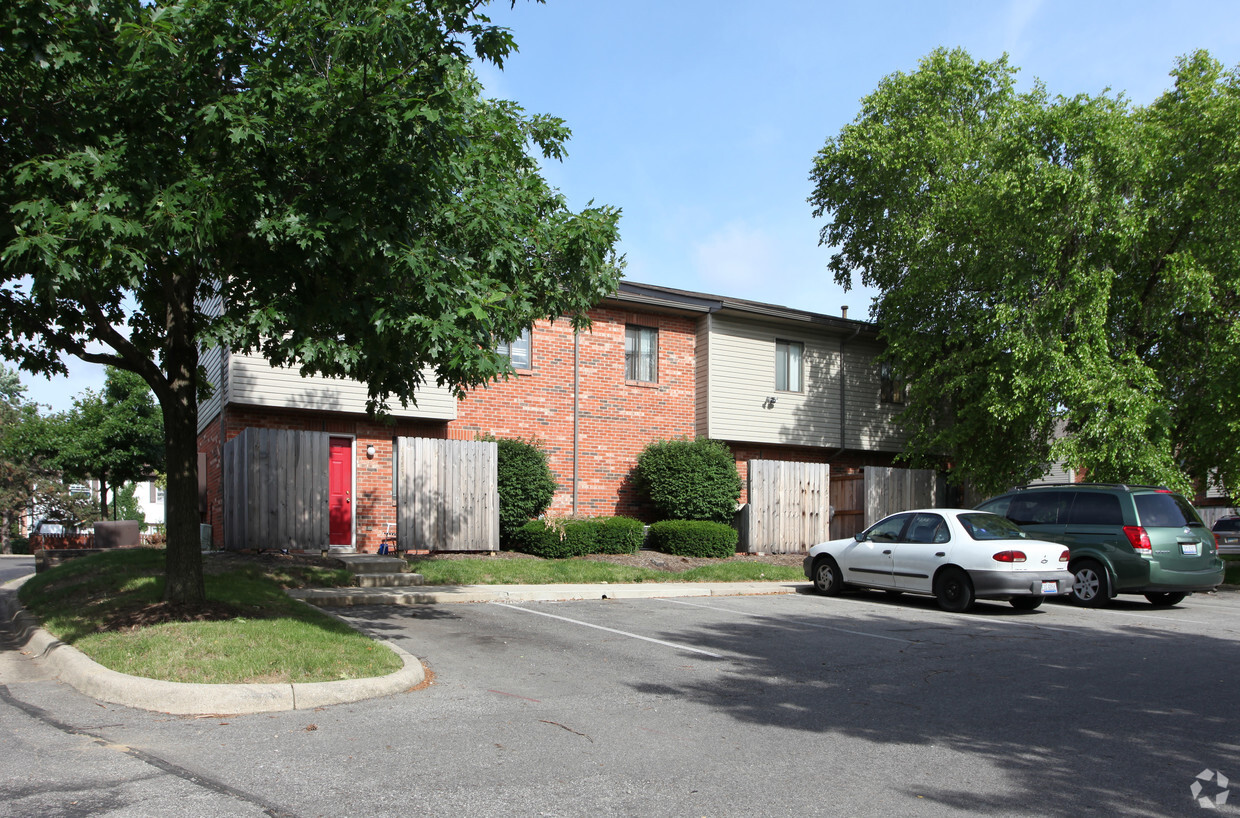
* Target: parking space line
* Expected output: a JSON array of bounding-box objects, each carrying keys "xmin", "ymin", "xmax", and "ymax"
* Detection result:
[
  {"xmin": 801, "ymin": 594, "xmax": 1081, "ymax": 635},
  {"xmin": 661, "ymin": 598, "xmax": 915, "ymax": 643},
  {"xmin": 492, "ymin": 602, "xmax": 724, "ymax": 658}
]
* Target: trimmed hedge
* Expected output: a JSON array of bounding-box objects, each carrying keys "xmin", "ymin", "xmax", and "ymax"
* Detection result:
[
  {"xmin": 507, "ymin": 516, "xmax": 645, "ymax": 559},
  {"xmin": 636, "ymin": 438, "xmax": 741, "ymax": 523},
  {"xmin": 647, "ymin": 520, "xmax": 738, "ymax": 558},
  {"xmin": 593, "ymin": 516, "xmax": 645, "ymax": 554}
]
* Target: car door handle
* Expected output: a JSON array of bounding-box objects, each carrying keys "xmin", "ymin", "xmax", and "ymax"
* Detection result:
[
  {"xmin": 882, "ymin": 549, "xmax": 892, "ymax": 555},
  {"xmin": 935, "ymin": 552, "xmax": 946, "ymax": 557}
]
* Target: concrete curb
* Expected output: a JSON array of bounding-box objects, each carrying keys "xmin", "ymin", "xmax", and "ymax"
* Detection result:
[
  {"xmin": 0, "ymin": 576, "xmax": 425, "ymax": 716},
  {"xmin": 288, "ymin": 580, "xmax": 810, "ymax": 606}
]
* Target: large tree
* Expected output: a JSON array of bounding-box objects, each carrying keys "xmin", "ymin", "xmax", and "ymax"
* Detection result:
[
  {"xmin": 810, "ymin": 48, "xmax": 1240, "ymax": 498},
  {"xmin": 1, "ymin": 0, "xmax": 622, "ymax": 602},
  {"xmin": 48, "ymin": 367, "xmax": 165, "ymax": 520}
]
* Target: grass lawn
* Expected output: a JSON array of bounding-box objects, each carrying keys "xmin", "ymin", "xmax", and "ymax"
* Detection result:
[
  {"xmin": 407, "ymin": 556, "xmax": 806, "ymax": 585},
  {"xmin": 18, "ymin": 548, "xmax": 401, "ymax": 684},
  {"xmin": 1223, "ymin": 555, "xmax": 1240, "ymax": 586}
]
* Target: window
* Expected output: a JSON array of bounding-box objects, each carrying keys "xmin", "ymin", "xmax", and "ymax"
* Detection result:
[
  {"xmin": 880, "ymin": 361, "xmax": 906, "ymax": 404},
  {"xmin": 775, "ymin": 340, "xmax": 803, "ymax": 392},
  {"xmin": 625, "ymin": 325, "xmax": 658, "ymax": 383},
  {"xmin": 496, "ymin": 327, "xmax": 532, "ymax": 370}
]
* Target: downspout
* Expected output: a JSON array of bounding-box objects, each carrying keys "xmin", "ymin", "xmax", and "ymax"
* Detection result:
[{"xmin": 573, "ymin": 326, "xmax": 580, "ymax": 516}]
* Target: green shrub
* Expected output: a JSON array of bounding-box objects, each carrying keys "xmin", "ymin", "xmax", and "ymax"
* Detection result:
[
  {"xmin": 593, "ymin": 516, "xmax": 645, "ymax": 554},
  {"xmin": 508, "ymin": 519, "xmax": 596, "ymax": 559},
  {"xmin": 7, "ymin": 536, "xmax": 31, "ymax": 555},
  {"xmin": 492, "ymin": 437, "xmax": 557, "ymax": 538},
  {"xmin": 648, "ymin": 520, "xmax": 738, "ymax": 558},
  {"xmin": 636, "ymin": 438, "xmax": 741, "ymax": 523}
]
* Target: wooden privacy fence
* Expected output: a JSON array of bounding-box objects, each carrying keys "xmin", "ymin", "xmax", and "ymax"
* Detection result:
[
  {"xmin": 830, "ymin": 473, "xmax": 865, "ymax": 540},
  {"xmin": 396, "ymin": 437, "xmax": 498, "ymax": 552},
  {"xmin": 744, "ymin": 459, "xmax": 831, "ymax": 553},
  {"xmin": 865, "ymin": 466, "xmax": 943, "ymax": 524},
  {"xmin": 222, "ymin": 428, "xmax": 329, "ymax": 550}
]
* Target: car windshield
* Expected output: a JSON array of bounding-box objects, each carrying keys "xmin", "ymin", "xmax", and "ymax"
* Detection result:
[
  {"xmin": 957, "ymin": 512, "xmax": 1026, "ymax": 541},
  {"xmin": 1134, "ymin": 493, "xmax": 1203, "ymax": 527}
]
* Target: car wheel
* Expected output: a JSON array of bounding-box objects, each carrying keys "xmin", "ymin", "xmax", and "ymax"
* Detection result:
[
  {"xmin": 812, "ymin": 556, "xmax": 844, "ymax": 596},
  {"xmin": 1010, "ymin": 596, "xmax": 1044, "ymax": 611},
  {"xmin": 1070, "ymin": 561, "xmax": 1110, "ymax": 607},
  {"xmin": 934, "ymin": 568, "xmax": 975, "ymax": 613},
  {"xmin": 1144, "ymin": 592, "xmax": 1186, "ymax": 607}
]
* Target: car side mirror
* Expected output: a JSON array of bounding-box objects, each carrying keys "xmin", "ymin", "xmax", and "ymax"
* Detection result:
[{"xmin": 855, "ymin": 532, "xmax": 868, "ymax": 543}]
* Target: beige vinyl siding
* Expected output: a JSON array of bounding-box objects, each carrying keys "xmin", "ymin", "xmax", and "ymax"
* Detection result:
[
  {"xmin": 227, "ymin": 350, "xmax": 457, "ymax": 420},
  {"xmin": 695, "ymin": 314, "xmax": 711, "ymax": 435},
  {"xmin": 702, "ymin": 314, "xmax": 906, "ymax": 451},
  {"xmin": 1029, "ymin": 461, "xmax": 1075, "ymax": 486},
  {"xmin": 197, "ymin": 344, "xmax": 227, "ymax": 432}
]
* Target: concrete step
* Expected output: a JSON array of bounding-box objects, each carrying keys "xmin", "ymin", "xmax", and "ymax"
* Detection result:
[
  {"xmin": 332, "ymin": 554, "xmax": 408, "ymax": 575},
  {"xmin": 354, "ymin": 573, "xmax": 425, "ymax": 588}
]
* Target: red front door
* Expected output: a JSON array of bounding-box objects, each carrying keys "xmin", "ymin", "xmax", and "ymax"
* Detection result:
[{"xmin": 329, "ymin": 437, "xmax": 353, "ymax": 546}]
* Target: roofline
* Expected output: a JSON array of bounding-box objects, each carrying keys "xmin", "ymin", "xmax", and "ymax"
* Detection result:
[{"xmin": 610, "ymin": 280, "xmax": 875, "ymax": 335}]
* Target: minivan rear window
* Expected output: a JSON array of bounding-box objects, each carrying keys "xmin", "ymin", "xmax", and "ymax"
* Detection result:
[
  {"xmin": 1007, "ymin": 492, "xmax": 1070, "ymax": 525},
  {"xmin": 1067, "ymin": 493, "xmax": 1123, "ymax": 526},
  {"xmin": 1134, "ymin": 493, "xmax": 1203, "ymax": 527}
]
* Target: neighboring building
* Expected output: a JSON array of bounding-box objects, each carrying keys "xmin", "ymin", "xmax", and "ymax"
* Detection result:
[{"xmin": 196, "ymin": 281, "xmax": 911, "ymax": 552}]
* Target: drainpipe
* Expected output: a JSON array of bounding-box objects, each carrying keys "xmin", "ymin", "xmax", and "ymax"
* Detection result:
[{"xmin": 573, "ymin": 326, "xmax": 580, "ymax": 516}]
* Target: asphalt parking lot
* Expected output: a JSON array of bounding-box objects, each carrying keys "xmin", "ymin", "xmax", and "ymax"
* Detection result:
[{"xmin": 5, "ymin": 583, "xmax": 1240, "ymax": 816}]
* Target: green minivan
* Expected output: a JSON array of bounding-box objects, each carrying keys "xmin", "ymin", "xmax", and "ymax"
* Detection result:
[{"xmin": 976, "ymin": 483, "xmax": 1224, "ymax": 607}]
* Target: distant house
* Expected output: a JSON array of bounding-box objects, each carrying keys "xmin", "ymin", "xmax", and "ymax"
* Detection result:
[{"xmin": 195, "ymin": 281, "xmax": 913, "ymax": 553}]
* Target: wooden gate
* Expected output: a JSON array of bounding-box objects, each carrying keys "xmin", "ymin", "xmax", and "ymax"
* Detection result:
[
  {"xmin": 829, "ymin": 473, "xmax": 865, "ymax": 539},
  {"xmin": 744, "ymin": 460, "xmax": 831, "ymax": 553},
  {"xmin": 396, "ymin": 437, "xmax": 498, "ymax": 552}
]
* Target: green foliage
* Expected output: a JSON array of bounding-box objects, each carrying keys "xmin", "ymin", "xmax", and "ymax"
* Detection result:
[
  {"xmin": 647, "ymin": 520, "xmax": 738, "ymax": 558},
  {"xmin": 0, "ymin": 0, "xmax": 621, "ymax": 602},
  {"xmin": 810, "ymin": 48, "xmax": 1240, "ymax": 497},
  {"xmin": 593, "ymin": 516, "xmax": 645, "ymax": 554},
  {"xmin": 111, "ymin": 483, "xmax": 146, "ymax": 528},
  {"xmin": 636, "ymin": 438, "xmax": 742, "ymax": 523},
  {"xmin": 493, "ymin": 437, "xmax": 557, "ymax": 538},
  {"xmin": 508, "ymin": 518, "xmax": 596, "ymax": 559},
  {"xmin": 506, "ymin": 515, "xmax": 644, "ymax": 558}
]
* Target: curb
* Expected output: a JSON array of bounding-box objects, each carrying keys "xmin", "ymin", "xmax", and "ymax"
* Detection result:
[
  {"xmin": 0, "ymin": 576, "xmax": 425, "ymax": 716},
  {"xmin": 288, "ymin": 580, "xmax": 810, "ymax": 606}
]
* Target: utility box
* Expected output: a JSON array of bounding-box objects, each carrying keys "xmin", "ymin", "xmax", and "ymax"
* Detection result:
[{"xmin": 94, "ymin": 520, "xmax": 141, "ymax": 549}]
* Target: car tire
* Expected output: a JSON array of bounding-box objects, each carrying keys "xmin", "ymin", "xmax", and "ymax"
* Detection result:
[
  {"xmin": 1009, "ymin": 596, "xmax": 1044, "ymax": 611},
  {"xmin": 1070, "ymin": 561, "xmax": 1110, "ymax": 607},
  {"xmin": 812, "ymin": 556, "xmax": 844, "ymax": 596},
  {"xmin": 1144, "ymin": 592, "xmax": 1186, "ymax": 607},
  {"xmin": 934, "ymin": 568, "xmax": 975, "ymax": 613}
]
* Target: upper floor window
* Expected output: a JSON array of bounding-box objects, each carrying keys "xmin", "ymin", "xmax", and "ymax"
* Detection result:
[
  {"xmin": 496, "ymin": 327, "xmax": 532, "ymax": 370},
  {"xmin": 625, "ymin": 325, "xmax": 658, "ymax": 383},
  {"xmin": 775, "ymin": 339, "xmax": 803, "ymax": 392},
  {"xmin": 880, "ymin": 361, "xmax": 906, "ymax": 404}
]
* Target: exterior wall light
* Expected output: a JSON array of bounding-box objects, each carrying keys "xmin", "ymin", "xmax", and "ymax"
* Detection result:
[{"xmin": 366, "ymin": 444, "xmax": 376, "ymax": 459}]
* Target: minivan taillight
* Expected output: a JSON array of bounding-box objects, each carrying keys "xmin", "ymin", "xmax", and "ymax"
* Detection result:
[
  {"xmin": 993, "ymin": 550, "xmax": 1027, "ymax": 563},
  {"xmin": 1123, "ymin": 526, "xmax": 1152, "ymax": 553},
  {"xmin": 1059, "ymin": 550, "xmax": 1070, "ymax": 562}
]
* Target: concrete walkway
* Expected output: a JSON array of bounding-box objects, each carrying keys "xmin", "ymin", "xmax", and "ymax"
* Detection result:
[{"xmin": 2, "ymin": 571, "xmax": 808, "ymax": 717}]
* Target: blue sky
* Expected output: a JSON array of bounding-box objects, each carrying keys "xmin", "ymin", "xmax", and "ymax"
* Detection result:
[{"xmin": 17, "ymin": 0, "xmax": 1240, "ymax": 412}]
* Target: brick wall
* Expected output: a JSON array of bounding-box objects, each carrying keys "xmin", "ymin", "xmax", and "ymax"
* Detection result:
[{"xmin": 453, "ymin": 308, "xmax": 697, "ymax": 520}]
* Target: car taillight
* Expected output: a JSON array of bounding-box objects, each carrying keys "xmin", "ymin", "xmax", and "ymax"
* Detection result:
[
  {"xmin": 993, "ymin": 550, "xmax": 1027, "ymax": 563},
  {"xmin": 1123, "ymin": 526, "xmax": 1152, "ymax": 553},
  {"xmin": 1059, "ymin": 550, "xmax": 1070, "ymax": 562}
]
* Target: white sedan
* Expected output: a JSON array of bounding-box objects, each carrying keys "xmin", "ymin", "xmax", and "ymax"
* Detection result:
[{"xmin": 802, "ymin": 509, "xmax": 1074, "ymax": 612}]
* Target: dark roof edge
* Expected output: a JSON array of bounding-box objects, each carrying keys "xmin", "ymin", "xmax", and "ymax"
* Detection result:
[{"xmin": 613, "ymin": 280, "xmax": 875, "ymax": 334}]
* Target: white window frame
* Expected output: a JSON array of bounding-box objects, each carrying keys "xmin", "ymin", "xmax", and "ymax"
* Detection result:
[
  {"xmin": 625, "ymin": 325, "xmax": 658, "ymax": 383},
  {"xmin": 775, "ymin": 339, "xmax": 803, "ymax": 392}
]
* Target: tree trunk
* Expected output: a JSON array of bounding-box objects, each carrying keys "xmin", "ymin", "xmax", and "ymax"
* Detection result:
[
  {"xmin": 99, "ymin": 475, "xmax": 109, "ymax": 520},
  {"xmin": 0, "ymin": 509, "xmax": 11, "ymax": 555},
  {"xmin": 160, "ymin": 284, "xmax": 205, "ymax": 604}
]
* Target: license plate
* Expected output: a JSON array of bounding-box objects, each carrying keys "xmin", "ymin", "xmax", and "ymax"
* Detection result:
[
  {"xmin": 1041, "ymin": 580, "xmax": 1058, "ymax": 594},
  {"xmin": 1181, "ymin": 543, "xmax": 1199, "ymax": 556}
]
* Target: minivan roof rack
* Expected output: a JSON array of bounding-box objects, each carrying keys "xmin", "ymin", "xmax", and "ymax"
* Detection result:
[{"xmin": 1013, "ymin": 482, "xmax": 1170, "ymax": 492}]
